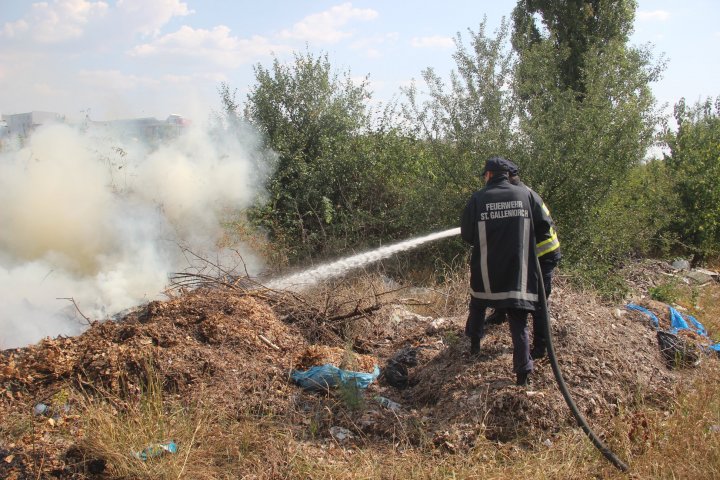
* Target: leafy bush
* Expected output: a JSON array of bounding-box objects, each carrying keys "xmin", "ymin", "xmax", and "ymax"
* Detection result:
[
  {"xmin": 665, "ymin": 97, "xmax": 720, "ymax": 263},
  {"xmin": 649, "ymin": 280, "xmax": 681, "ymax": 304}
]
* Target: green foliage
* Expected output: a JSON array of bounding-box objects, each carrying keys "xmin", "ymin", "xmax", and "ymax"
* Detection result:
[
  {"xmin": 512, "ymin": 0, "xmax": 637, "ymax": 96},
  {"xmin": 442, "ymin": 330, "xmax": 461, "ymax": 348},
  {"xmin": 510, "ymin": 0, "xmax": 664, "ymax": 288},
  {"xmin": 649, "ymin": 280, "xmax": 681, "ymax": 304},
  {"xmin": 565, "ymin": 158, "xmax": 679, "ymax": 277},
  {"xmin": 242, "ymin": 50, "xmax": 376, "ymax": 259},
  {"xmin": 397, "ymin": 19, "xmax": 518, "ymax": 250},
  {"xmin": 566, "ymin": 261, "xmax": 629, "ymax": 301},
  {"xmin": 665, "ymin": 97, "xmax": 720, "ymax": 262},
  {"xmin": 239, "ymin": 50, "xmax": 469, "ymax": 263}
]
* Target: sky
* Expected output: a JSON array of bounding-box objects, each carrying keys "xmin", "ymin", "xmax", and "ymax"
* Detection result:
[{"xmin": 1, "ymin": 0, "xmax": 719, "ymax": 123}]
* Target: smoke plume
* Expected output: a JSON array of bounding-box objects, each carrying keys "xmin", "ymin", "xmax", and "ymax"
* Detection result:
[{"xmin": 0, "ymin": 122, "xmax": 269, "ymax": 348}]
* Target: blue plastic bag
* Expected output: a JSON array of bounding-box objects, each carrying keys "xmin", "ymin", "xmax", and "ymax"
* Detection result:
[
  {"xmin": 628, "ymin": 302, "xmax": 720, "ymax": 352},
  {"xmin": 291, "ymin": 364, "xmax": 380, "ymax": 391}
]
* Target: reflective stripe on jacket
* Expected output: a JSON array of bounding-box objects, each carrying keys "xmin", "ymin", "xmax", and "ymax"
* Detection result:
[{"xmin": 527, "ymin": 186, "xmax": 560, "ymax": 259}]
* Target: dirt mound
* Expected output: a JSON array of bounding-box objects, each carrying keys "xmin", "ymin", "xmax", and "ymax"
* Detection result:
[
  {"xmin": 295, "ymin": 345, "xmax": 377, "ymax": 372},
  {"xmin": 1, "ymin": 289, "xmax": 308, "ymax": 412},
  {"xmin": 0, "ymin": 265, "xmax": 695, "ymax": 476},
  {"xmin": 341, "ymin": 277, "xmax": 677, "ymax": 449}
]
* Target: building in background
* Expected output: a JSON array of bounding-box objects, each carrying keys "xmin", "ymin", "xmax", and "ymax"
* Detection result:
[
  {"xmin": 0, "ymin": 118, "xmax": 9, "ymax": 151},
  {"xmin": 92, "ymin": 114, "xmax": 190, "ymax": 144},
  {"xmin": 0, "ymin": 111, "xmax": 190, "ymax": 147},
  {"xmin": 1, "ymin": 111, "xmax": 65, "ymax": 138}
]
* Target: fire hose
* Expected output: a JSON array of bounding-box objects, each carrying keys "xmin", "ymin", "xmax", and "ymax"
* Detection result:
[{"xmin": 535, "ymin": 253, "xmax": 629, "ymax": 472}]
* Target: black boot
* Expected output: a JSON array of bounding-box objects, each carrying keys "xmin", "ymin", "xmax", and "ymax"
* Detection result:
[
  {"xmin": 530, "ymin": 345, "xmax": 547, "ymax": 360},
  {"xmin": 516, "ymin": 370, "xmax": 531, "ymax": 386},
  {"xmin": 470, "ymin": 337, "xmax": 481, "ymax": 355}
]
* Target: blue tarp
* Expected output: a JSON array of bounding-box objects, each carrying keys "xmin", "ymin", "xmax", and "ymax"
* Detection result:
[
  {"xmin": 291, "ymin": 364, "xmax": 380, "ymax": 391},
  {"xmin": 627, "ymin": 302, "xmax": 720, "ymax": 352}
]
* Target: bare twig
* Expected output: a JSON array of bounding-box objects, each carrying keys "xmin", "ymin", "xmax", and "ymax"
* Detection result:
[
  {"xmin": 258, "ymin": 334, "xmax": 281, "ymax": 351},
  {"xmin": 327, "ymin": 304, "xmax": 383, "ymax": 322},
  {"xmin": 57, "ymin": 297, "xmax": 92, "ymax": 326}
]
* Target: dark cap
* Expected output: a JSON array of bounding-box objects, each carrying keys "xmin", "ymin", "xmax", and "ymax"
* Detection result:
[{"xmin": 482, "ymin": 156, "xmax": 518, "ymax": 175}]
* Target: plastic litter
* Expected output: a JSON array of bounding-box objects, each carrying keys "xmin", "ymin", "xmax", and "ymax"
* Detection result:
[
  {"xmin": 290, "ymin": 364, "xmax": 380, "ymax": 391},
  {"xmin": 671, "ymin": 259, "xmax": 691, "ymax": 270},
  {"xmin": 669, "ymin": 307, "xmax": 706, "ymax": 336},
  {"xmin": 33, "ymin": 402, "xmax": 70, "ymax": 418},
  {"xmin": 132, "ymin": 442, "xmax": 178, "ymax": 461},
  {"xmin": 382, "ymin": 347, "xmax": 419, "ymax": 389},
  {"xmin": 391, "ymin": 347, "xmax": 418, "ymax": 367},
  {"xmin": 374, "ymin": 396, "xmax": 401, "ymax": 412},
  {"xmin": 657, "ymin": 330, "xmax": 700, "ymax": 368},
  {"xmin": 383, "ymin": 360, "xmax": 409, "ymax": 389},
  {"xmin": 627, "ymin": 302, "xmax": 720, "ymax": 357},
  {"xmin": 329, "ymin": 426, "xmax": 353, "ymax": 443}
]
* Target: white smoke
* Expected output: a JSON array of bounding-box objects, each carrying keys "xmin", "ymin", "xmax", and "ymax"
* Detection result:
[{"xmin": 0, "ymin": 122, "xmax": 269, "ymax": 349}]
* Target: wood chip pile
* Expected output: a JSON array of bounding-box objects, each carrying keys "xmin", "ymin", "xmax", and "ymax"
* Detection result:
[{"xmin": 2, "ymin": 260, "xmax": 717, "ymax": 477}]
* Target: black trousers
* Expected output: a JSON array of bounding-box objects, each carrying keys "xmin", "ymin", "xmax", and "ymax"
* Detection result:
[
  {"xmin": 465, "ymin": 298, "xmax": 533, "ymax": 374},
  {"xmin": 532, "ymin": 257, "xmax": 556, "ymax": 350},
  {"xmin": 481, "ymin": 257, "xmax": 556, "ymax": 349}
]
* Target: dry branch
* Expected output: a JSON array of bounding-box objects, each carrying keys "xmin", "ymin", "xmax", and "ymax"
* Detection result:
[{"xmin": 57, "ymin": 297, "xmax": 92, "ymax": 326}]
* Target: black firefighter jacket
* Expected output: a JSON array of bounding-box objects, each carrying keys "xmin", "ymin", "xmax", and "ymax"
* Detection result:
[{"xmin": 461, "ymin": 174, "xmax": 555, "ymax": 311}]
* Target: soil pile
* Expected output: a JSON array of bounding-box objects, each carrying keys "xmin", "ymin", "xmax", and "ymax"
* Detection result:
[
  {"xmin": 1, "ymin": 290, "xmax": 306, "ymax": 412},
  {"xmin": 2, "ymin": 260, "xmax": 715, "ymax": 477},
  {"xmin": 329, "ymin": 277, "xmax": 677, "ymax": 449}
]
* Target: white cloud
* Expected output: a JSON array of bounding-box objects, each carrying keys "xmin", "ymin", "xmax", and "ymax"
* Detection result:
[
  {"xmin": 637, "ymin": 10, "xmax": 670, "ymax": 22},
  {"xmin": 2, "ymin": 0, "xmax": 109, "ymax": 43},
  {"xmin": 410, "ymin": 35, "xmax": 454, "ymax": 49},
  {"xmin": 279, "ymin": 2, "xmax": 378, "ymax": 43},
  {"xmin": 78, "ymin": 70, "xmax": 160, "ymax": 90},
  {"xmin": 350, "ymin": 32, "xmax": 399, "ymax": 49},
  {"xmin": 116, "ymin": 0, "xmax": 192, "ymax": 36},
  {"xmin": 161, "ymin": 72, "xmax": 227, "ymax": 84},
  {"xmin": 350, "ymin": 32, "xmax": 398, "ymax": 58},
  {"xmin": 129, "ymin": 25, "xmax": 288, "ymax": 68},
  {"xmin": 3, "ymin": 19, "xmax": 29, "ymax": 38}
]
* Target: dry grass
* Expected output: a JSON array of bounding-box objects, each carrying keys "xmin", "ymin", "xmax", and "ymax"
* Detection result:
[
  {"xmin": 69, "ymin": 353, "xmax": 720, "ymax": 479},
  {"xmin": 696, "ymin": 282, "xmax": 720, "ymax": 342},
  {"xmin": 74, "ymin": 363, "xmax": 291, "ymax": 479},
  {"xmin": 618, "ymin": 355, "xmax": 720, "ymax": 479}
]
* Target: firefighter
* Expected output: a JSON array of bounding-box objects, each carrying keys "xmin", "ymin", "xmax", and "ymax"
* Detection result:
[
  {"xmin": 484, "ymin": 162, "xmax": 561, "ymax": 360},
  {"xmin": 461, "ymin": 157, "xmax": 555, "ymax": 386}
]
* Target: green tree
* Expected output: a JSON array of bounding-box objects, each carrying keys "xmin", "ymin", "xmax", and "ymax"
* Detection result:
[
  {"xmin": 510, "ymin": 0, "xmax": 664, "ymax": 269},
  {"xmin": 512, "ymin": 0, "xmax": 637, "ymax": 96},
  {"xmin": 400, "ymin": 19, "xmax": 518, "ymax": 227},
  {"xmin": 665, "ymin": 97, "xmax": 720, "ymax": 262},
  {"xmin": 243, "ymin": 51, "xmax": 373, "ymax": 259}
]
